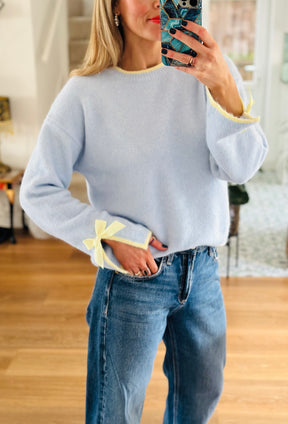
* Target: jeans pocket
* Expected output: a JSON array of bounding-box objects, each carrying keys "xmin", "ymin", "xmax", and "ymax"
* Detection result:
[{"xmin": 116, "ymin": 257, "xmax": 166, "ymax": 282}]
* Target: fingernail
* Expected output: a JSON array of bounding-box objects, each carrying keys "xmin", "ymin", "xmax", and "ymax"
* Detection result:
[
  {"xmin": 182, "ymin": 20, "xmax": 188, "ymax": 27},
  {"xmin": 169, "ymin": 28, "xmax": 176, "ymax": 35},
  {"xmin": 161, "ymin": 48, "xmax": 168, "ymax": 54},
  {"xmin": 162, "ymin": 244, "xmax": 168, "ymax": 248}
]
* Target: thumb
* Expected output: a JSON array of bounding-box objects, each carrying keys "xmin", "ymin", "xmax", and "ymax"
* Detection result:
[{"xmin": 149, "ymin": 235, "xmax": 168, "ymax": 251}]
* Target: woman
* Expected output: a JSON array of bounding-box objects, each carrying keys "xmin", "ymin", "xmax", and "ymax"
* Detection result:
[{"xmin": 20, "ymin": 0, "xmax": 268, "ymax": 422}]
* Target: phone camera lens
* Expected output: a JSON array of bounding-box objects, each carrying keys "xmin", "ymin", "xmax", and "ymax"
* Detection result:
[{"xmin": 190, "ymin": 0, "xmax": 198, "ymax": 6}]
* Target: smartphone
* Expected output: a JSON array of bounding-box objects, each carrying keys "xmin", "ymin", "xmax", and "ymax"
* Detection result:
[{"xmin": 160, "ymin": 0, "xmax": 202, "ymax": 66}]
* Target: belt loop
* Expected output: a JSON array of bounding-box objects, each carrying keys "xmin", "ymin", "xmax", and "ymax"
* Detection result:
[{"xmin": 166, "ymin": 253, "xmax": 174, "ymax": 266}]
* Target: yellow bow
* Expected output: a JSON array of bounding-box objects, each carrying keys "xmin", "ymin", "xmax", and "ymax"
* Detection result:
[
  {"xmin": 83, "ymin": 219, "xmax": 127, "ymax": 272},
  {"xmin": 246, "ymin": 88, "xmax": 254, "ymax": 115}
]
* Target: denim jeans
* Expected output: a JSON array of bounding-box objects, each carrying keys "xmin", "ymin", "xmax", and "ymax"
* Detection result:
[{"xmin": 85, "ymin": 246, "xmax": 226, "ymax": 424}]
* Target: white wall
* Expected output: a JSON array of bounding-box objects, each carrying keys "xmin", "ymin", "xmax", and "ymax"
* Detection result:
[
  {"xmin": 31, "ymin": 0, "xmax": 69, "ymax": 126},
  {"xmin": 0, "ymin": 0, "xmax": 38, "ymax": 169},
  {"xmin": 0, "ymin": 0, "xmax": 69, "ymax": 229},
  {"xmin": 68, "ymin": 0, "xmax": 93, "ymax": 17},
  {"xmin": 260, "ymin": 0, "xmax": 288, "ymax": 172},
  {"xmin": 83, "ymin": 0, "xmax": 94, "ymax": 16}
]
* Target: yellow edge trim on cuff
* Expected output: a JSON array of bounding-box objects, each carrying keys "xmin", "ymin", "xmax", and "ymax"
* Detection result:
[
  {"xmin": 206, "ymin": 87, "xmax": 260, "ymax": 124},
  {"xmin": 83, "ymin": 219, "xmax": 152, "ymax": 274},
  {"xmin": 108, "ymin": 230, "xmax": 152, "ymax": 250},
  {"xmin": 104, "ymin": 230, "xmax": 152, "ymax": 274},
  {"xmin": 103, "ymin": 251, "xmax": 129, "ymax": 274}
]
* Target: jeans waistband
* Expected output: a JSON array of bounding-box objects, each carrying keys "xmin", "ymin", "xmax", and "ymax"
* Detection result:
[{"xmin": 161, "ymin": 246, "xmax": 213, "ymax": 266}]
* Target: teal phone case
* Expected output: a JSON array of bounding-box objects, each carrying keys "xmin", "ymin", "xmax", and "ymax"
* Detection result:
[{"xmin": 160, "ymin": 0, "xmax": 202, "ymax": 66}]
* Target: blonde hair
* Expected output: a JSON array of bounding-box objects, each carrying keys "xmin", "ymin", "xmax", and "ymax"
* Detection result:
[{"xmin": 70, "ymin": 0, "xmax": 123, "ymax": 77}]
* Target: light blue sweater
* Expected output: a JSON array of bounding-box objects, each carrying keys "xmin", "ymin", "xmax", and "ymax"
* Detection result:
[{"xmin": 20, "ymin": 60, "xmax": 268, "ymax": 272}]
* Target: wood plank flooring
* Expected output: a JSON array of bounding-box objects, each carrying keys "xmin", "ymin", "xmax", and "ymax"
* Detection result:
[{"xmin": 0, "ymin": 231, "xmax": 287, "ymax": 424}]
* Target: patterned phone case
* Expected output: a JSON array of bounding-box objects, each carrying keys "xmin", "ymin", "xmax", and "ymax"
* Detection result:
[{"xmin": 160, "ymin": 0, "xmax": 202, "ymax": 66}]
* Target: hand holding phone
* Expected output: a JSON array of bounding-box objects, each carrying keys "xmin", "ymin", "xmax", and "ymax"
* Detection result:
[
  {"xmin": 160, "ymin": 0, "xmax": 202, "ymax": 67},
  {"xmin": 161, "ymin": 18, "xmax": 244, "ymax": 117}
]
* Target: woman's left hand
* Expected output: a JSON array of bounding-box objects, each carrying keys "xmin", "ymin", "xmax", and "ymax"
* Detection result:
[{"xmin": 162, "ymin": 20, "xmax": 243, "ymax": 117}]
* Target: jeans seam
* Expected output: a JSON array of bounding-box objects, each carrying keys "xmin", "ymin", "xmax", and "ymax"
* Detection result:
[
  {"xmin": 98, "ymin": 271, "xmax": 115, "ymax": 424},
  {"xmin": 178, "ymin": 254, "xmax": 188, "ymax": 303},
  {"xmin": 183, "ymin": 252, "xmax": 196, "ymax": 302},
  {"xmin": 178, "ymin": 252, "xmax": 197, "ymax": 304},
  {"xmin": 167, "ymin": 322, "xmax": 179, "ymax": 424}
]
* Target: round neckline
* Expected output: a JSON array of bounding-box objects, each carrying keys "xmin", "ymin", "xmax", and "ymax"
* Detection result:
[{"xmin": 114, "ymin": 63, "xmax": 164, "ymax": 75}]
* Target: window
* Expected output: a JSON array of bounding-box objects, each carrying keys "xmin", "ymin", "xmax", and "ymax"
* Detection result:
[{"xmin": 209, "ymin": 0, "xmax": 257, "ymax": 80}]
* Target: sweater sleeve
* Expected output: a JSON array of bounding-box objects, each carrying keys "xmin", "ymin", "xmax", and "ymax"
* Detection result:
[
  {"xmin": 206, "ymin": 56, "xmax": 268, "ymax": 184},
  {"xmin": 20, "ymin": 78, "xmax": 151, "ymax": 273}
]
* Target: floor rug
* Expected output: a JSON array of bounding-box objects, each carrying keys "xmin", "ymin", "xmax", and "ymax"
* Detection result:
[{"xmin": 218, "ymin": 170, "xmax": 288, "ymax": 277}]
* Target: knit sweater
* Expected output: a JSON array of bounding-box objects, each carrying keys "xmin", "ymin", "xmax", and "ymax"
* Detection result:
[{"xmin": 20, "ymin": 59, "xmax": 268, "ymax": 273}]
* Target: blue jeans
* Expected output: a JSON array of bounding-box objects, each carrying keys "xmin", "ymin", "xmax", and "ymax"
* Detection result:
[{"xmin": 85, "ymin": 246, "xmax": 226, "ymax": 424}]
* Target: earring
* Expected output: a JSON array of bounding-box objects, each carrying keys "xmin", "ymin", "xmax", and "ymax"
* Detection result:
[{"xmin": 114, "ymin": 14, "xmax": 120, "ymax": 27}]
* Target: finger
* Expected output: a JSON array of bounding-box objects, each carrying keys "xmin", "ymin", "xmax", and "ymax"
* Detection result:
[
  {"xmin": 149, "ymin": 235, "xmax": 168, "ymax": 251},
  {"xmin": 147, "ymin": 257, "xmax": 158, "ymax": 274},
  {"xmin": 142, "ymin": 267, "xmax": 151, "ymax": 276},
  {"xmin": 181, "ymin": 21, "xmax": 216, "ymax": 48},
  {"xmin": 175, "ymin": 66, "xmax": 197, "ymax": 75},
  {"xmin": 130, "ymin": 267, "xmax": 140, "ymax": 276},
  {"xmin": 161, "ymin": 48, "xmax": 197, "ymax": 67},
  {"xmin": 137, "ymin": 258, "xmax": 152, "ymax": 276},
  {"xmin": 169, "ymin": 28, "xmax": 206, "ymax": 55}
]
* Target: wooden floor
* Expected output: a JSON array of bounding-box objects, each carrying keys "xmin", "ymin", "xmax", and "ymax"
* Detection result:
[{"xmin": 0, "ymin": 231, "xmax": 287, "ymax": 424}]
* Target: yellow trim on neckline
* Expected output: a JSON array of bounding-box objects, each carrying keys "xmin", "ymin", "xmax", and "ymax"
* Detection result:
[{"xmin": 114, "ymin": 63, "xmax": 163, "ymax": 74}]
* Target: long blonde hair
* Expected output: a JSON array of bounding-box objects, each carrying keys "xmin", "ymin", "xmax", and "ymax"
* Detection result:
[{"xmin": 70, "ymin": 0, "xmax": 123, "ymax": 77}]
